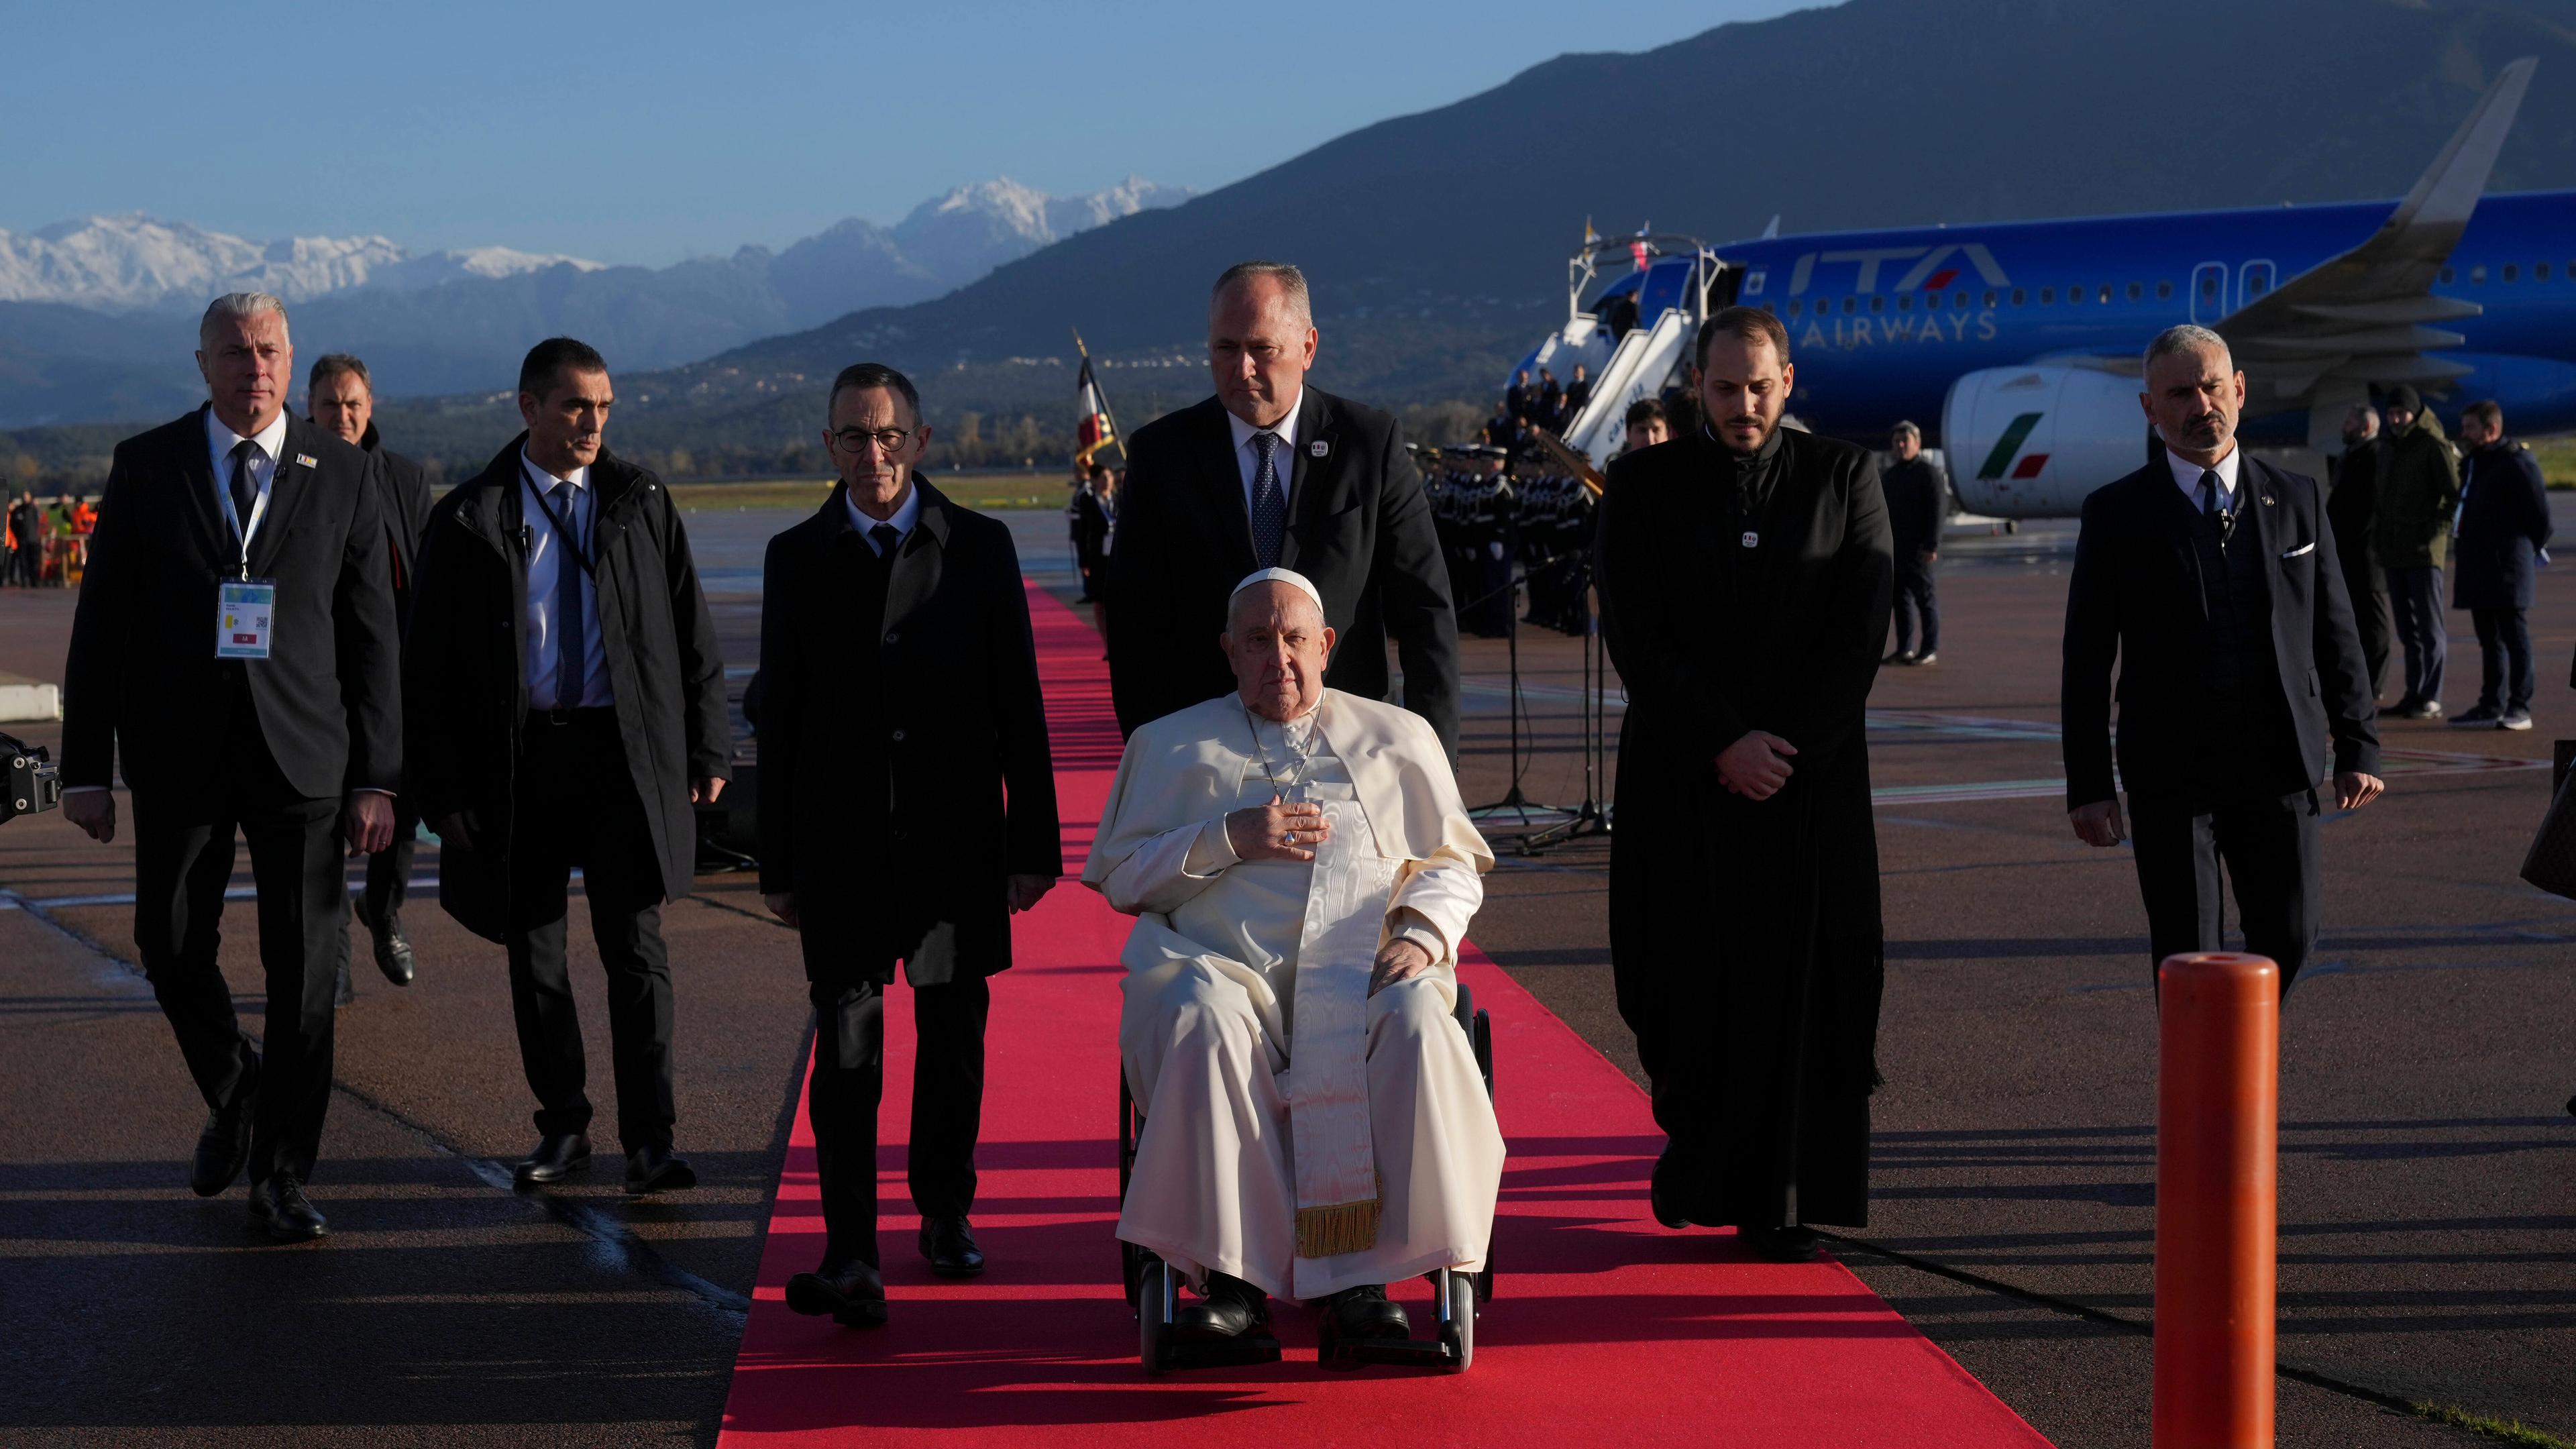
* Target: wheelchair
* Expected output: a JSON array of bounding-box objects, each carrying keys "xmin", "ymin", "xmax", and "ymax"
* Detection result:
[{"xmin": 1119, "ymin": 982, "xmax": 1496, "ymax": 1375}]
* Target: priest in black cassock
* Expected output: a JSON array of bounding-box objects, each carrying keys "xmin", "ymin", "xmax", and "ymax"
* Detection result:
[{"xmin": 1595, "ymin": 306, "xmax": 1894, "ymax": 1263}]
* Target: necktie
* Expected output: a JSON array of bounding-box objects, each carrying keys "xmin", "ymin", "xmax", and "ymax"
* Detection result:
[
  {"xmin": 226, "ymin": 439, "xmax": 261, "ymax": 552},
  {"xmin": 1248, "ymin": 431, "xmax": 1287, "ymax": 568},
  {"xmin": 551, "ymin": 481, "xmax": 585, "ymax": 708},
  {"xmin": 2198, "ymin": 468, "xmax": 2223, "ymax": 517},
  {"xmin": 870, "ymin": 523, "xmax": 902, "ymax": 561}
]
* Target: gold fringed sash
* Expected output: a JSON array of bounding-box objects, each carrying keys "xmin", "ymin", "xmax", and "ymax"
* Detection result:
[
  {"xmin": 1287, "ymin": 794, "xmax": 1398, "ymax": 1260},
  {"xmin": 1296, "ymin": 1191, "xmax": 1383, "ymax": 1258}
]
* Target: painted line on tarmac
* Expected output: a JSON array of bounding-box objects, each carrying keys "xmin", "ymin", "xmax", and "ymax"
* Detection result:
[{"xmin": 1, "ymin": 885, "xmax": 751, "ymax": 1324}]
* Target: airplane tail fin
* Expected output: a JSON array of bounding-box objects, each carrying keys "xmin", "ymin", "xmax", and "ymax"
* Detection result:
[{"xmin": 2376, "ymin": 56, "xmax": 2536, "ymax": 252}]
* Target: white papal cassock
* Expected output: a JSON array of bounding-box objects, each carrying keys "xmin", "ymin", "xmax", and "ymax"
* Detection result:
[{"xmin": 1085, "ymin": 688, "xmax": 1503, "ymax": 1301}]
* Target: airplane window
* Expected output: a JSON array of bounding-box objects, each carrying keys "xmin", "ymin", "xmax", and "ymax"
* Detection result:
[
  {"xmin": 1843, "ymin": 295, "xmax": 1856, "ymax": 313},
  {"xmin": 2070, "ymin": 285, "xmax": 2085, "ymax": 305},
  {"xmin": 2097, "ymin": 284, "xmax": 2112, "ymax": 304},
  {"xmin": 1983, "ymin": 290, "xmax": 1997, "ymax": 308},
  {"xmin": 1897, "ymin": 292, "xmax": 1912, "ymax": 311},
  {"xmin": 1870, "ymin": 294, "xmax": 1885, "ymax": 313},
  {"xmin": 1925, "ymin": 291, "xmax": 1942, "ymax": 310},
  {"xmin": 1953, "ymin": 290, "xmax": 1970, "ymax": 309},
  {"xmin": 2471, "ymin": 265, "xmax": 2487, "ymax": 283},
  {"xmin": 2012, "ymin": 288, "xmax": 2027, "ymax": 306},
  {"xmin": 1760, "ymin": 302, "xmax": 1775, "ymax": 315},
  {"xmin": 1787, "ymin": 299, "xmax": 1802, "ymax": 317},
  {"xmin": 2200, "ymin": 274, "xmax": 2220, "ymax": 301},
  {"xmin": 2157, "ymin": 280, "xmax": 2174, "ymax": 301},
  {"xmin": 2127, "ymin": 282, "xmax": 2142, "ymax": 301},
  {"xmin": 2041, "ymin": 286, "xmax": 2055, "ymax": 304},
  {"xmin": 2504, "ymin": 264, "xmax": 2519, "ymax": 282},
  {"xmin": 2540, "ymin": 262, "xmax": 2554, "ymax": 281}
]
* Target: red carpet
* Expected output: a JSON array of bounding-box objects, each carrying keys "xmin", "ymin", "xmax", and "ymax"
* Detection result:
[{"xmin": 716, "ymin": 583, "xmax": 2051, "ymax": 1448}]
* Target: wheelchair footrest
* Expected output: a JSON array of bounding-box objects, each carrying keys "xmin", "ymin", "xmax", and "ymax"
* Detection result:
[
  {"xmin": 1318, "ymin": 1334, "xmax": 1460, "ymax": 1371},
  {"xmin": 1158, "ymin": 1332, "xmax": 1283, "ymax": 1371}
]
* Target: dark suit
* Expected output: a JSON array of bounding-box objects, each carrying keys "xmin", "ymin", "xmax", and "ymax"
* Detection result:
[
  {"xmin": 342, "ymin": 426, "xmax": 435, "ymax": 954},
  {"xmin": 1069, "ymin": 484, "xmax": 1113, "ymax": 602},
  {"xmin": 2325, "ymin": 438, "xmax": 2390, "ymax": 699},
  {"xmin": 62, "ymin": 405, "xmax": 401, "ymax": 1186},
  {"xmin": 2453, "ymin": 438, "xmax": 2553, "ymax": 714},
  {"xmin": 1106, "ymin": 388, "xmax": 1460, "ymax": 755},
  {"xmin": 404, "ymin": 435, "xmax": 729, "ymax": 1152},
  {"xmin": 757, "ymin": 480, "xmax": 1061, "ymax": 1269},
  {"xmin": 2062, "ymin": 453, "xmax": 2380, "ymax": 990}
]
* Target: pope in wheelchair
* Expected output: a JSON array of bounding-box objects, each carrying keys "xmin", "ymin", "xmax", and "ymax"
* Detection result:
[{"xmin": 1085, "ymin": 568, "xmax": 1503, "ymax": 1371}]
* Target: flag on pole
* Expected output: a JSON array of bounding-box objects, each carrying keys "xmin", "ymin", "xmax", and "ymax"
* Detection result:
[
  {"xmin": 1583, "ymin": 217, "xmax": 1600, "ymax": 248},
  {"xmin": 1075, "ymin": 354, "xmax": 1116, "ymax": 464}
]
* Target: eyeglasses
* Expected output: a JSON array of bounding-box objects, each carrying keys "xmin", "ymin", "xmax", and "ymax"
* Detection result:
[{"xmin": 829, "ymin": 426, "xmax": 916, "ymax": 454}]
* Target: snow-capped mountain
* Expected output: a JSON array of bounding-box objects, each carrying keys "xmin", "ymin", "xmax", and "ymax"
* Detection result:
[
  {"xmin": 0, "ymin": 213, "xmax": 600, "ymax": 312},
  {"xmin": 890, "ymin": 176, "xmax": 1192, "ymax": 287}
]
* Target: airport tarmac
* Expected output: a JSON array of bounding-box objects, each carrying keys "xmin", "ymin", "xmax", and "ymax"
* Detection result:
[{"xmin": 1, "ymin": 491, "xmax": 2571, "ymax": 1448}]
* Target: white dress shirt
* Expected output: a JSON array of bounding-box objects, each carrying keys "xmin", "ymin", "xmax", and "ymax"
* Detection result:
[
  {"xmin": 1226, "ymin": 390, "xmax": 1304, "ymax": 519},
  {"xmin": 522, "ymin": 449, "xmax": 612, "ymax": 710},
  {"xmin": 205, "ymin": 406, "xmax": 288, "ymax": 564},
  {"xmin": 2163, "ymin": 439, "xmax": 2242, "ymax": 511},
  {"xmin": 845, "ymin": 480, "xmax": 923, "ymax": 555}
]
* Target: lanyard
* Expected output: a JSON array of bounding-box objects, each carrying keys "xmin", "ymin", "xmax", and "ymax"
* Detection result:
[
  {"xmin": 521, "ymin": 465, "xmax": 598, "ymax": 580},
  {"xmin": 219, "ymin": 451, "xmax": 270, "ymax": 580}
]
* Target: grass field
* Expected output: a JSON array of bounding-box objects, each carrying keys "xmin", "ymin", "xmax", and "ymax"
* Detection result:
[
  {"xmin": 665, "ymin": 470, "xmax": 1071, "ymax": 513},
  {"xmin": 2532, "ymin": 437, "xmax": 2576, "ymax": 488}
]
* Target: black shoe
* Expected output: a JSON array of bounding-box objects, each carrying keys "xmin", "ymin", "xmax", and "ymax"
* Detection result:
[
  {"xmin": 1318, "ymin": 1283, "xmax": 1411, "ymax": 1347},
  {"xmin": 2501, "ymin": 708, "xmax": 2534, "ymax": 732},
  {"xmin": 333, "ymin": 954, "xmax": 354, "ymax": 1008},
  {"xmin": 248, "ymin": 1175, "xmax": 329, "ymax": 1242},
  {"xmin": 1746, "ymin": 1224, "xmax": 1820, "ymax": 1263},
  {"xmin": 1912, "ymin": 650, "xmax": 1937, "ymax": 666},
  {"xmin": 513, "ymin": 1132, "xmax": 590, "ymax": 1186},
  {"xmin": 919, "ymin": 1214, "xmax": 985, "ymax": 1277},
  {"xmin": 359, "ymin": 901, "xmax": 415, "ymax": 985},
  {"xmin": 1649, "ymin": 1142, "xmax": 1697, "ymax": 1229},
  {"xmin": 2449, "ymin": 705, "xmax": 2501, "ymax": 728},
  {"xmin": 1880, "ymin": 650, "xmax": 1917, "ymax": 666},
  {"xmin": 2390, "ymin": 699, "xmax": 2445, "ymax": 720},
  {"xmin": 1173, "ymin": 1272, "xmax": 1271, "ymax": 1342},
  {"xmin": 786, "ymin": 1260, "xmax": 888, "ymax": 1328},
  {"xmin": 625, "ymin": 1144, "xmax": 697, "ymax": 1195},
  {"xmin": 190, "ymin": 1058, "xmax": 259, "ymax": 1197}
]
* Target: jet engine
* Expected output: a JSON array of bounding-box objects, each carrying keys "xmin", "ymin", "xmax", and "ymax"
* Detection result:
[{"xmin": 1941, "ymin": 364, "xmax": 2155, "ymax": 519}]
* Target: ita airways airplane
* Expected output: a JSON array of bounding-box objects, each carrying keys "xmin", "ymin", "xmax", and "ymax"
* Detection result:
[{"xmin": 1525, "ymin": 58, "xmax": 2559, "ymax": 519}]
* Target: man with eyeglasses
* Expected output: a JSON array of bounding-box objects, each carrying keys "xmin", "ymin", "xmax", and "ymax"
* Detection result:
[
  {"xmin": 758, "ymin": 362, "xmax": 1061, "ymax": 1327},
  {"xmin": 403, "ymin": 337, "xmax": 730, "ymax": 1195}
]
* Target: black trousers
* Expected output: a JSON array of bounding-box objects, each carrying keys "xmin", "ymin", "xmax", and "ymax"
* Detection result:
[
  {"xmin": 802, "ymin": 937, "xmax": 991, "ymax": 1271},
  {"xmin": 2470, "ymin": 605, "xmax": 2536, "ymax": 714},
  {"xmin": 2129, "ymin": 788, "xmax": 2320, "ymax": 993},
  {"xmin": 1892, "ymin": 558, "xmax": 1939, "ymax": 654},
  {"xmin": 2341, "ymin": 561, "xmax": 2391, "ymax": 702},
  {"xmin": 131, "ymin": 684, "xmax": 343, "ymax": 1185},
  {"xmin": 335, "ymin": 802, "xmax": 417, "ymax": 970},
  {"xmin": 502, "ymin": 710, "xmax": 676, "ymax": 1153}
]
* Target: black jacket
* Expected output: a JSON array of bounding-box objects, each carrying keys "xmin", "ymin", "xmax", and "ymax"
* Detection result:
[
  {"xmin": 2452, "ymin": 439, "xmax": 2552, "ymax": 611},
  {"xmin": 1882, "ymin": 455, "xmax": 1947, "ymax": 559},
  {"xmin": 62, "ymin": 406, "xmax": 400, "ymax": 802},
  {"xmin": 757, "ymin": 480, "xmax": 1061, "ymax": 985},
  {"xmin": 1106, "ymin": 388, "xmax": 1460, "ymax": 754},
  {"xmin": 403, "ymin": 435, "xmax": 729, "ymax": 941},
  {"xmin": 2062, "ymin": 455, "xmax": 2380, "ymax": 810},
  {"xmin": 357, "ymin": 423, "xmax": 435, "ymax": 628},
  {"xmin": 2325, "ymin": 436, "xmax": 2383, "ymax": 576}
]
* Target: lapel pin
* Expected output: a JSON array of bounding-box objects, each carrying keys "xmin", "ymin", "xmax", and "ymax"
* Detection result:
[
  {"xmin": 1741, "ymin": 530, "xmax": 1760, "ymax": 549},
  {"xmin": 2262, "ymin": 494, "xmax": 2275, "ymax": 506},
  {"xmin": 1309, "ymin": 439, "xmax": 1329, "ymax": 458},
  {"xmin": 294, "ymin": 453, "xmax": 317, "ymax": 468}
]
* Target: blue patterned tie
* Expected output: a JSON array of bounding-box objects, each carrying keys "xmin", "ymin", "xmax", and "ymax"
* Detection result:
[
  {"xmin": 1249, "ymin": 430, "xmax": 1287, "ymax": 567},
  {"xmin": 551, "ymin": 481, "xmax": 585, "ymax": 707}
]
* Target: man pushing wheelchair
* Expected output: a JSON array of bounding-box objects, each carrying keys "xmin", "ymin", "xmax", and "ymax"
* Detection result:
[{"xmin": 1086, "ymin": 568, "xmax": 1503, "ymax": 1370}]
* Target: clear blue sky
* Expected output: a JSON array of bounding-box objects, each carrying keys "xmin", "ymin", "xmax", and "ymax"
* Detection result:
[{"xmin": 3, "ymin": 1, "xmax": 1809, "ymax": 266}]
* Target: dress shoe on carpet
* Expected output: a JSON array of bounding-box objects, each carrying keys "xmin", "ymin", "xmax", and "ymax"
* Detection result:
[
  {"xmin": 189, "ymin": 1059, "xmax": 259, "ymax": 1197},
  {"xmin": 1318, "ymin": 1283, "xmax": 1411, "ymax": 1356},
  {"xmin": 248, "ymin": 1175, "xmax": 329, "ymax": 1242},
  {"xmin": 513, "ymin": 1132, "xmax": 590, "ymax": 1187},
  {"xmin": 357, "ymin": 900, "xmax": 415, "ymax": 985},
  {"xmin": 919, "ymin": 1214, "xmax": 985, "ymax": 1277},
  {"xmin": 625, "ymin": 1144, "xmax": 697, "ymax": 1195},
  {"xmin": 786, "ymin": 1260, "xmax": 888, "ymax": 1328},
  {"xmin": 1649, "ymin": 1142, "xmax": 1698, "ymax": 1228},
  {"xmin": 1173, "ymin": 1272, "xmax": 1270, "ymax": 1342},
  {"xmin": 1746, "ymin": 1224, "xmax": 1821, "ymax": 1262}
]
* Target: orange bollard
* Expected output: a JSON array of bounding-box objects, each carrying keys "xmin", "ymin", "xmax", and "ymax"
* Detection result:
[{"xmin": 2154, "ymin": 952, "xmax": 2279, "ymax": 1448}]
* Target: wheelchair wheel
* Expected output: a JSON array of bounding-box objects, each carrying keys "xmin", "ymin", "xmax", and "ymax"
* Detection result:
[
  {"xmin": 1438, "ymin": 1267, "xmax": 1476, "ymax": 1373},
  {"xmin": 1138, "ymin": 1257, "xmax": 1171, "ymax": 1377}
]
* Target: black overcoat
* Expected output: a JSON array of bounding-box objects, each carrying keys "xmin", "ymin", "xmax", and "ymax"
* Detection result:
[
  {"xmin": 1105, "ymin": 388, "xmax": 1460, "ymax": 757},
  {"xmin": 358, "ymin": 423, "xmax": 435, "ymax": 629},
  {"xmin": 2452, "ymin": 440, "xmax": 2552, "ymax": 611},
  {"xmin": 755, "ymin": 480, "xmax": 1063, "ymax": 985},
  {"xmin": 402, "ymin": 435, "xmax": 730, "ymax": 941},
  {"xmin": 1595, "ymin": 425, "xmax": 1894, "ymax": 1230}
]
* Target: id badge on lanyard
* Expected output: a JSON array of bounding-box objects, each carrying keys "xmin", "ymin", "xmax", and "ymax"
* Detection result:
[{"xmin": 217, "ymin": 578, "xmax": 277, "ymax": 659}]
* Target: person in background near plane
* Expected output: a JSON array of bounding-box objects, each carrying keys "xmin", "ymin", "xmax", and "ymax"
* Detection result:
[
  {"xmin": 1621, "ymin": 398, "xmax": 1670, "ymax": 460},
  {"xmin": 2326, "ymin": 403, "xmax": 2391, "ymax": 702},
  {"xmin": 1505, "ymin": 369, "xmax": 1533, "ymax": 429},
  {"xmin": 1538, "ymin": 368, "xmax": 1564, "ymax": 432},
  {"xmin": 1071, "ymin": 460, "xmax": 1116, "ymax": 602},
  {"xmin": 403, "ymin": 337, "xmax": 729, "ymax": 1197},
  {"xmin": 2449, "ymin": 400, "xmax": 2551, "ymax": 731},
  {"xmin": 5, "ymin": 490, "xmax": 41, "ymax": 586},
  {"xmin": 1882, "ymin": 421, "xmax": 1945, "ymax": 667},
  {"xmin": 1564, "ymin": 362, "xmax": 1594, "ymax": 424},
  {"xmin": 308, "ymin": 354, "xmax": 435, "ymax": 1005},
  {"xmin": 2376, "ymin": 384, "xmax": 2461, "ymax": 720},
  {"xmin": 2063, "ymin": 325, "xmax": 2382, "ymax": 994}
]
